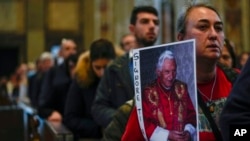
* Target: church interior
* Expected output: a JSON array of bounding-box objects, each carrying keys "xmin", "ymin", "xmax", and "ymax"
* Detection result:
[{"xmin": 0, "ymin": 0, "xmax": 249, "ymax": 140}]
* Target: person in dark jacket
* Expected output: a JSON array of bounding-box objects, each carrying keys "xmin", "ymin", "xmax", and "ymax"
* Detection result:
[
  {"xmin": 64, "ymin": 39, "xmax": 124, "ymax": 141},
  {"xmin": 28, "ymin": 52, "xmax": 54, "ymax": 108},
  {"xmin": 102, "ymin": 99, "xmax": 134, "ymax": 141},
  {"xmin": 219, "ymin": 57, "xmax": 250, "ymax": 141},
  {"xmin": 91, "ymin": 5, "xmax": 160, "ymax": 129},
  {"xmin": 38, "ymin": 54, "xmax": 78, "ymax": 122},
  {"xmin": 38, "ymin": 39, "xmax": 77, "ymax": 122}
]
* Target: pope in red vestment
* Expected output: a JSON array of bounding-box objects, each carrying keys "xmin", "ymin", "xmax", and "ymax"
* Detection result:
[
  {"xmin": 122, "ymin": 78, "xmax": 197, "ymax": 141},
  {"xmin": 142, "ymin": 78, "xmax": 196, "ymax": 140},
  {"xmin": 122, "ymin": 50, "xmax": 197, "ymax": 141}
]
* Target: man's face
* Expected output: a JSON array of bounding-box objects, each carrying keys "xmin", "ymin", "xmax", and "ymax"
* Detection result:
[
  {"xmin": 92, "ymin": 58, "xmax": 112, "ymax": 78},
  {"xmin": 129, "ymin": 12, "xmax": 159, "ymax": 47},
  {"xmin": 219, "ymin": 46, "xmax": 232, "ymax": 68},
  {"xmin": 157, "ymin": 59, "xmax": 177, "ymax": 89},
  {"xmin": 179, "ymin": 7, "xmax": 224, "ymax": 61},
  {"xmin": 42, "ymin": 59, "xmax": 54, "ymax": 72},
  {"xmin": 60, "ymin": 40, "xmax": 77, "ymax": 59},
  {"xmin": 240, "ymin": 53, "xmax": 249, "ymax": 67},
  {"xmin": 122, "ymin": 35, "xmax": 137, "ymax": 52}
]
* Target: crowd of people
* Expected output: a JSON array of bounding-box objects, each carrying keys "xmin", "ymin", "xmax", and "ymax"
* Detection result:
[{"xmin": 0, "ymin": 3, "xmax": 250, "ymax": 141}]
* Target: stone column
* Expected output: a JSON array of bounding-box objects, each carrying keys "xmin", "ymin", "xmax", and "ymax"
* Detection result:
[{"xmin": 26, "ymin": 0, "xmax": 45, "ymax": 62}]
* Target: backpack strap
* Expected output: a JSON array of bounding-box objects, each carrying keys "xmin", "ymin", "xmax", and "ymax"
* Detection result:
[{"xmin": 198, "ymin": 92, "xmax": 223, "ymax": 141}]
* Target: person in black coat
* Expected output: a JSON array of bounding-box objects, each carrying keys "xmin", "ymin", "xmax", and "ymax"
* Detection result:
[
  {"xmin": 38, "ymin": 54, "xmax": 78, "ymax": 121},
  {"xmin": 219, "ymin": 57, "xmax": 250, "ymax": 141},
  {"xmin": 38, "ymin": 39, "xmax": 77, "ymax": 121},
  {"xmin": 91, "ymin": 5, "xmax": 160, "ymax": 129},
  {"xmin": 28, "ymin": 52, "xmax": 54, "ymax": 108},
  {"xmin": 64, "ymin": 39, "xmax": 123, "ymax": 141}
]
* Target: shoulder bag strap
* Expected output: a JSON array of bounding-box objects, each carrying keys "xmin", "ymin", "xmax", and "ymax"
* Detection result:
[{"xmin": 198, "ymin": 92, "xmax": 223, "ymax": 141}]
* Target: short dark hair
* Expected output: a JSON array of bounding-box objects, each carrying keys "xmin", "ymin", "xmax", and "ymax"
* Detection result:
[
  {"xmin": 130, "ymin": 6, "xmax": 158, "ymax": 25},
  {"xmin": 90, "ymin": 39, "xmax": 116, "ymax": 61},
  {"xmin": 177, "ymin": 3, "xmax": 221, "ymax": 34}
]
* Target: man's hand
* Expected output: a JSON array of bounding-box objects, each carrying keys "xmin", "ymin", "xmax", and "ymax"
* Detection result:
[
  {"xmin": 182, "ymin": 131, "xmax": 191, "ymax": 141},
  {"xmin": 168, "ymin": 130, "xmax": 191, "ymax": 141},
  {"xmin": 47, "ymin": 111, "xmax": 62, "ymax": 122}
]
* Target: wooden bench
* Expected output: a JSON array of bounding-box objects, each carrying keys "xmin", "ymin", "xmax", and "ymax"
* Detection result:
[
  {"xmin": 0, "ymin": 105, "xmax": 28, "ymax": 141},
  {"xmin": 19, "ymin": 102, "xmax": 74, "ymax": 141},
  {"xmin": 42, "ymin": 120, "xmax": 74, "ymax": 141},
  {"xmin": 0, "ymin": 102, "xmax": 74, "ymax": 141}
]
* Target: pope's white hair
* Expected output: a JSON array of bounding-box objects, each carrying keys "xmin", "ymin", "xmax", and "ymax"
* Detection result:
[{"xmin": 156, "ymin": 50, "xmax": 175, "ymax": 70}]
